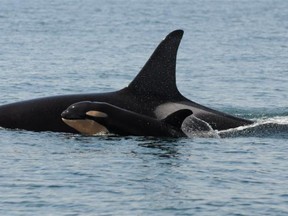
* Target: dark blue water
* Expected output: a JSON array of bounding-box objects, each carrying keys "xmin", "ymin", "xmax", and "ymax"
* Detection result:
[{"xmin": 1, "ymin": 0, "xmax": 288, "ymax": 215}]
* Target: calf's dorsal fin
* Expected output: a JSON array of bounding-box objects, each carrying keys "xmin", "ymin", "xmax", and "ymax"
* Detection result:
[{"xmin": 163, "ymin": 109, "xmax": 193, "ymax": 129}]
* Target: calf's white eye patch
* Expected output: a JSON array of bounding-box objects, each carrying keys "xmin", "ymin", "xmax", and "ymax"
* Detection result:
[{"xmin": 86, "ymin": 110, "xmax": 108, "ymax": 118}]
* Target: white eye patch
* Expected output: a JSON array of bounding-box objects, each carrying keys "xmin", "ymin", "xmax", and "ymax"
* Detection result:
[{"xmin": 86, "ymin": 111, "xmax": 108, "ymax": 118}]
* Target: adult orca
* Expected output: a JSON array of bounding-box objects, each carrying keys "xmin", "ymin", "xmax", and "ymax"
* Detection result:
[
  {"xmin": 61, "ymin": 101, "xmax": 192, "ymax": 137},
  {"xmin": 0, "ymin": 30, "xmax": 253, "ymax": 133}
]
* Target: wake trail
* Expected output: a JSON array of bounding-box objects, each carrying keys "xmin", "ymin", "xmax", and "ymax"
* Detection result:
[{"xmin": 218, "ymin": 116, "xmax": 288, "ymax": 138}]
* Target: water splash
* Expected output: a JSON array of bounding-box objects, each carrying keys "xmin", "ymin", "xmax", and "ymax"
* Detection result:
[
  {"xmin": 218, "ymin": 116, "xmax": 288, "ymax": 138},
  {"xmin": 182, "ymin": 115, "xmax": 220, "ymax": 138}
]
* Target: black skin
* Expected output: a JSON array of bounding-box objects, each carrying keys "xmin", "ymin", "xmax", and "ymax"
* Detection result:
[
  {"xmin": 0, "ymin": 30, "xmax": 253, "ymax": 133},
  {"xmin": 61, "ymin": 101, "xmax": 193, "ymax": 138}
]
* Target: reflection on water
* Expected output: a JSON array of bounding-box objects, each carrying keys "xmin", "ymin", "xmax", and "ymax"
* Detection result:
[{"xmin": 138, "ymin": 138, "xmax": 182, "ymax": 158}]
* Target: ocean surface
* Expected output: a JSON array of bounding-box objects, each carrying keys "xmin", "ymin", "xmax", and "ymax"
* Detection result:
[{"xmin": 1, "ymin": 0, "xmax": 288, "ymax": 215}]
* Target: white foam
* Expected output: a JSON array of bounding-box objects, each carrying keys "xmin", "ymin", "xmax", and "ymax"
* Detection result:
[
  {"xmin": 258, "ymin": 116, "xmax": 288, "ymax": 125},
  {"xmin": 217, "ymin": 116, "xmax": 288, "ymax": 135}
]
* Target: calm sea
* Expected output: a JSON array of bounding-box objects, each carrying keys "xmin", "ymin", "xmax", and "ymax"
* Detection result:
[{"xmin": 0, "ymin": 0, "xmax": 288, "ymax": 215}]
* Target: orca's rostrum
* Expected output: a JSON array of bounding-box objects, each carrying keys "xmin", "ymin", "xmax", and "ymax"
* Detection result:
[{"xmin": 0, "ymin": 30, "xmax": 253, "ymax": 133}]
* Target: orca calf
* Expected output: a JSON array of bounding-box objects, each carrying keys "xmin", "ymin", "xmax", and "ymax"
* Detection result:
[
  {"xmin": 0, "ymin": 30, "xmax": 253, "ymax": 133},
  {"xmin": 61, "ymin": 101, "xmax": 192, "ymax": 137}
]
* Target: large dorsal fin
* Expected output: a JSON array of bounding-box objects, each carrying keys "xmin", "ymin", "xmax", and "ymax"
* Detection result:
[{"xmin": 128, "ymin": 30, "xmax": 184, "ymax": 99}]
